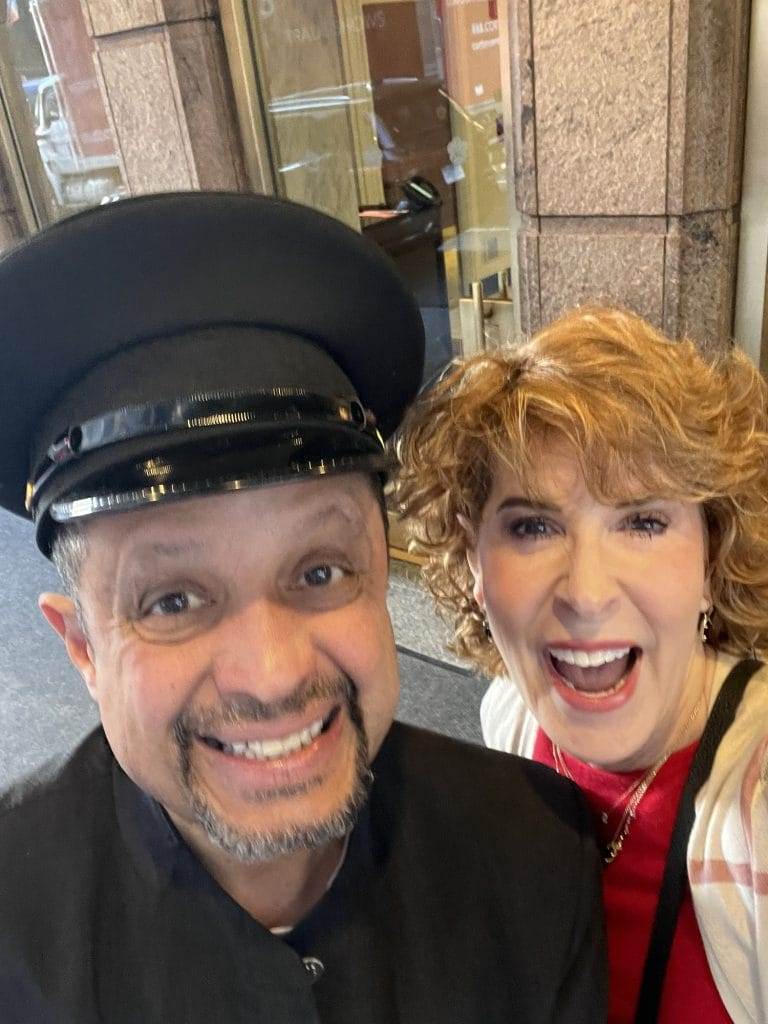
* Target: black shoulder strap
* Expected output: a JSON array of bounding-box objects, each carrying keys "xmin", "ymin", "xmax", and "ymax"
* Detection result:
[{"xmin": 633, "ymin": 658, "xmax": 763, "ymax": 1023}]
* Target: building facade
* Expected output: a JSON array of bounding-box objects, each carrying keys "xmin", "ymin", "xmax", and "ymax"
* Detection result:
[{"xmin": 0, "ymin": 0, "xmax": 765, "ymax": 373}]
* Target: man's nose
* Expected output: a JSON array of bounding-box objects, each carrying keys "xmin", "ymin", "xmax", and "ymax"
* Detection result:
[
  {"xmin": 554, "ymin": 537, "xmax": 619, "ymax": 621},
  {"xmin": 209, "ymin": 599, "xmax": 316, "ymax": 703}
]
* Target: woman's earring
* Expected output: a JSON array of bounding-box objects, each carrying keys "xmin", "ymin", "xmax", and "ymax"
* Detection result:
[
  {"xmin": 482, "ymin": 615, "xmax": 492, "ymax": 639},
  {"xmin": 699, "ymin": 608, "xmax": 712, "ymax": 644}
]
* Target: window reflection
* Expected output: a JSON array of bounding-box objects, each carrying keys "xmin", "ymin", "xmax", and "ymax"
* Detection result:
[
  {"xmin": 1, "ymin": 0, "xmax": 125, "ymax": 220},
  {"xmin": 249, "ymin": 0, "xmax": 512, "ymax": 382}
]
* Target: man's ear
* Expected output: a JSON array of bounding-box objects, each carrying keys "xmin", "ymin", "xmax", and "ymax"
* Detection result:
[
  {"xmin": 457, "ymin": 514, "xmax": 484, "ymax": 611},
  {"xmin": 38, "ymin": 593, "xmax": 97, "ymax": 699}
]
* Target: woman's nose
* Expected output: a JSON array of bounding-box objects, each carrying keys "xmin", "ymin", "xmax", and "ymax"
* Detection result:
[{"xmin": 555, "ymin": 538, "xmax": 619, "ymax": 621}]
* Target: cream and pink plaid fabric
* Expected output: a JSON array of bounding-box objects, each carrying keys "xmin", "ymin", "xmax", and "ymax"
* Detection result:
[{"xmin": 481, "ymin": 655, "xmax": 768, "ymax": 1023}]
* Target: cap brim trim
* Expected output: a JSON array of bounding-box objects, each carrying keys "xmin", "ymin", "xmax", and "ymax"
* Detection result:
[
  {"xmin": 32, "ymin": 388, "xmax": 377, "ymax": 516},
  {"xmin": 49, "ymin": 452, "xmax": 389, "ymax": 523}
]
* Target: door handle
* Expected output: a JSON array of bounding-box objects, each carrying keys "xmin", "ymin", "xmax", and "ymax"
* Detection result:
[
  {"xmin": 459, "ymin": 277, "xmax": 516, "ymax": 356},
  {"xmin": 470, "ymin": 280, "xmax": 486, "ymax": 352}
]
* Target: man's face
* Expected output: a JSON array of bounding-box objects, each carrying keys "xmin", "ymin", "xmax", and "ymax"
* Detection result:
[{"xmin": 66, "ymin": 474, "xmax": 398, "ymax": 862}]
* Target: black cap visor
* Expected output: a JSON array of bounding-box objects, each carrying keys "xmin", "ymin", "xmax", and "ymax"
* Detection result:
[{"xmin": 35, "ymin": 420, "xmax": 386, "ymax": 556}]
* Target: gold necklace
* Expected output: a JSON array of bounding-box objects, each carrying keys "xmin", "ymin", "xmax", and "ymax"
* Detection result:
[{"xmin": 552, "ymin": 697, "xmax": 702, "ymax": 865}]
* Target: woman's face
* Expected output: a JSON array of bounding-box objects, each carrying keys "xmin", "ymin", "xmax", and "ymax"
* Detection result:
[{"xmin": 467, "ymin": 445, "xmax": 711, "ymax": 771}]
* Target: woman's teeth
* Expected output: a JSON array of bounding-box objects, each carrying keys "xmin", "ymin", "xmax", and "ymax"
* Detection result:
[
  {"xmin": 558, "ymin": 675, "xmax": 627, "ymax": 698},
  {"xmin": 204, "ymin": 715, "xmax": 326, "ymax": 760},
  {"xmin": 548, "ymin": 646, "xmax": 630, "ymax": 668},
  {"xmin": 548, "ymin": 646, "xmax": 637, "ymax": 694}
]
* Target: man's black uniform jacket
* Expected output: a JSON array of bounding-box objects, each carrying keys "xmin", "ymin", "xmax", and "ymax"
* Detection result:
[{"xmin": 0, "ymin": 722, "xmax": 607, "ymax": 1023}]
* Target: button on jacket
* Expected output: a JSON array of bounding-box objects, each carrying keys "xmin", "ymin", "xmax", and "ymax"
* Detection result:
[{"xmin": 0, "ymin": 722, "xmax": 607, "ymax": 1023}]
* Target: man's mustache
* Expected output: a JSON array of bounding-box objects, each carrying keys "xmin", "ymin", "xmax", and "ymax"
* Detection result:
[{"xmin": 175, "ymin": 674, "xmax": 355, "ymax": 738}]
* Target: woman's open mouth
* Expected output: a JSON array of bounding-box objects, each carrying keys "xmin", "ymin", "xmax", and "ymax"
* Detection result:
[{"xmin": 546, "ymin": 645, "xmax": 641, "ymax": 711}]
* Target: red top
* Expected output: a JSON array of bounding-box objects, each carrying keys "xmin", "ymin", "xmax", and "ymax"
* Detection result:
[{"xmin": 533, "ymin": 730, "xmax": 731, "ymax": 1023}]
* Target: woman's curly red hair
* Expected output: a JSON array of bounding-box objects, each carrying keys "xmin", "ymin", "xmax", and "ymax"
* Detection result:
[{"xmin": 395, "ymin": 307, "xmax": 768, "ymax": 676}]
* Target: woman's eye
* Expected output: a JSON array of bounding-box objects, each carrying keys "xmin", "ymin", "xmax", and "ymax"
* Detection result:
[
  {"xmin": 507, "ymin": 516, "xmax": 555, "ymax": 541},
  {"xmin": 146, "ymin": 590, "xmax": 205, "ymax": 617},
  {"xmin": 302, "ymin": 564, "xmax": 346, "ymax": 588},
  {"xmin": 625, "ymin": 513, "xmax": 668, "ymax": 537}
]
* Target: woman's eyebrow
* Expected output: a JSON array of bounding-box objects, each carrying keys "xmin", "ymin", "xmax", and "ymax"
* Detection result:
[
  {"xmin": 495, "ymin": 496, "xmax": 559, "ymax": 514},
  {"xmin": 613, "ymin": 495, "xmax": 664, "ymax": 510}
]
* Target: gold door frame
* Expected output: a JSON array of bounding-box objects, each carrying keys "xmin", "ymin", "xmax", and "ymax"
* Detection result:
[{"xmin": 0, "ymin": 32, "xmax": 49, "ymax": 232}]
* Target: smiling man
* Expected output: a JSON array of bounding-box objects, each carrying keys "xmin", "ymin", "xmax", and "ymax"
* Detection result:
[{"xmin": 0, "ymin": 193, "xmax": 605, "ymax": 1023}]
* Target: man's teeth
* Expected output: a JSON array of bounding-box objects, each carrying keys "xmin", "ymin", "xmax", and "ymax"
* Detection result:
[
  {"xmin": 548, "ymin": 646, "xmax": 630, "ymax": 668},
  {"xmin": 218, "ymin": 717, "xmax": 324, "ymax": 760}
]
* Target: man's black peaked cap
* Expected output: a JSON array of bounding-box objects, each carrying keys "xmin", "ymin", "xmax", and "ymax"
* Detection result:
[{"xmin": 0, "ymin": 191, "xmax": 425, "ymax": 555}]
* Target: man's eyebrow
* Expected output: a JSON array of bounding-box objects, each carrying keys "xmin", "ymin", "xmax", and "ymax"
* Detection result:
[
  {"xmin": 130, "ymin": 539, "xmax": 205, "ymax": 560},
  {"xmin": 126, "ymin": 501, "xmax": 363, "ymax": 560},
  {"xmin": 298, "ymin": 500, "xmax": 364, "ymax": 532},
  {"xmin": 495, "ymin": 496, "xmax": 559, "ymax": 514}
]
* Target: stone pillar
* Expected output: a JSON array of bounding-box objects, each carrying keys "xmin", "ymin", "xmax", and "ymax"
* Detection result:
[
  {"xmin": 81, "ymin": 0, "xmax": 246, "ymax": 194},
  {"xmin": 508, "ymin": 0, "xmax": 750, "ymax": 350}
]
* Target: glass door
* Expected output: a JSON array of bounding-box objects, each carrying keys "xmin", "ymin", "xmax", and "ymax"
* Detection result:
[
  {"xmin": 227, "ymin": 0, "xmax": 521, "ymax": 558},
  {"xmin": 233, "ymin": 0, "xmax": 520, "ymax": 387}
]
